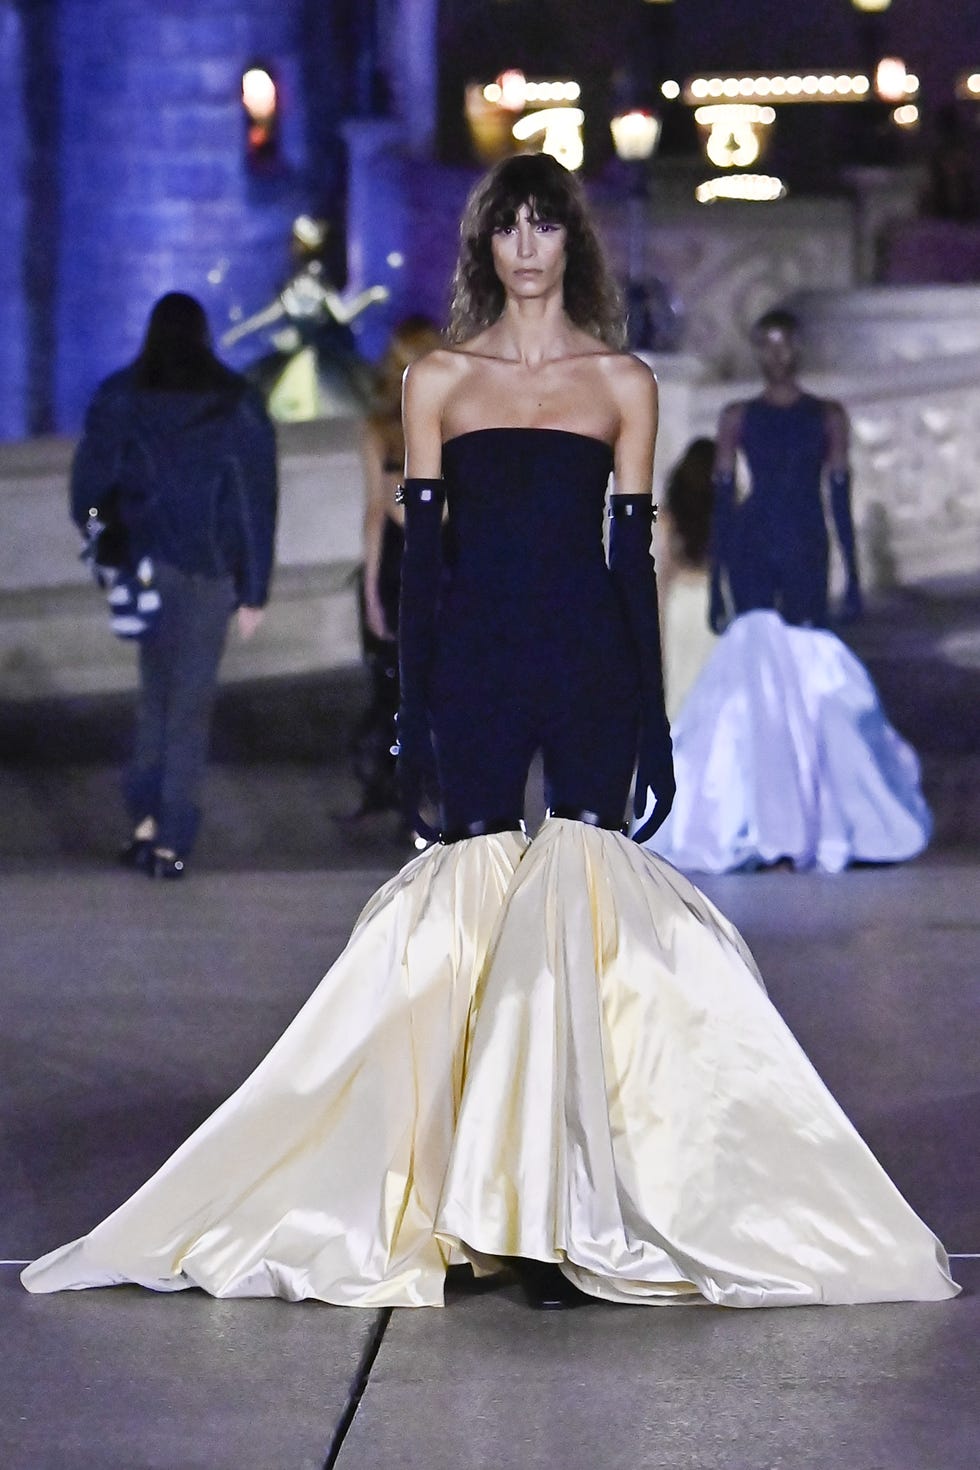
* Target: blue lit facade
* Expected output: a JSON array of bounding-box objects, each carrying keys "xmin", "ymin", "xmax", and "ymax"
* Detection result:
[{"xmin": 2, "ymin": 0, "xmax": 365, "ymax": 436}]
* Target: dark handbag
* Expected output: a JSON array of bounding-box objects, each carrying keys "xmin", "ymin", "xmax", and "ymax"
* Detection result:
[{"xmin": 80, "ymin": 489, "xmax": 162, "ymax": 640}]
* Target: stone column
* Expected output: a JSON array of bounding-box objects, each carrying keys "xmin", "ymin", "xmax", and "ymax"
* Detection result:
[
  {"xmin": 0, "ymin": 2, "xmax": 28, "ymax": 439},
  {"xmin": 378, "ymin": 0, "xmax": 439, "ymax": 156},
  {"xmin": 55, "ymin": 0, "xmax": 311, "ymax": 429}
]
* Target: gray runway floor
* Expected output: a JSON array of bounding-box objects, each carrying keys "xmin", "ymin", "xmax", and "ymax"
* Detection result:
[{"xmin": 2, "ymin": 857, "xmax": 977, "ymax": 1469}]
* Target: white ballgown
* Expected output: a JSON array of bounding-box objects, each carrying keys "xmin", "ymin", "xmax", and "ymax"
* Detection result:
[
  {"xmin": 646, "ymin": 610, "xmax": 932, "ymax": 875},
  {"xmin": 22, "ymin": 817, "xmax": 956, "ymax": 1309}
]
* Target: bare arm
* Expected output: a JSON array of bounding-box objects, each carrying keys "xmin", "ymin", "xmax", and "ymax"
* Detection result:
[
  {"xmin": 611, "ymin": 356, "xmax": 658, "ymax": 497},
  {"xmin": 325, "ymin": 285, "xmax": 390, "ymax": 326},
  {"xmin": 221, "ymin": 299, "xmax": 287, "ymax": 347},
  {"xmin": 361, "ymin": 425, "xmax": 395, "ymax": 641},
  {"xmin": 402, "ymin": 354, "xmax": 449, "ymax": 478},
  {"xmin": 713, "ymin": 402, "xmax": 745, "ymax": 476},
  {"xmin": 824, "ymin": 399, "xmax": 849, "ymax": 475},
  {"xmin": 824, "ymin": 399, "xmax": 862, "ymax": 619}
]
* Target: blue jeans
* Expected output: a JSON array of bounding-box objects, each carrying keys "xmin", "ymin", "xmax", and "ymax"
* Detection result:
[{"xmin": 124, "ymin": 563, "xmax": 235, "ymax": 855}]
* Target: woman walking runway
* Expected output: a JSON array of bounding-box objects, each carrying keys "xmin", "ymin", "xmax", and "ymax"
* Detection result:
[{"xmin": 24, "ymin": 158, "xmax": 956, "ymax": 1311}]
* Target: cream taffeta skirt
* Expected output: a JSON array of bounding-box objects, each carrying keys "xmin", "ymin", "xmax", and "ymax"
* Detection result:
[{"xmin": 22, "ymin": 820, "xmax": 958, "ymax": 1309}]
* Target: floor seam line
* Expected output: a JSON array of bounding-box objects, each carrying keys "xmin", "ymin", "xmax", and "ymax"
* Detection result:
[{"xmin": 321, "ymin": 1306, "xmax": 393, "ymax": 1469}]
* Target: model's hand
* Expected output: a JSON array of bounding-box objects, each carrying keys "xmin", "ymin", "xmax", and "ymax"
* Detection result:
[
  {"xmin": 632, "ymin": 723, "xmax": 676, "ymax": 845},
  {"xmin": 364, "ymin": 593, "xmax": 394, "ymax": 643},
  {"xmin": 237, "ymin": 606, "xmax": 264, "ymax": 641},
  {"xmin": 839, "ymin": 580, "xmax": 864, "ymax": 625}
]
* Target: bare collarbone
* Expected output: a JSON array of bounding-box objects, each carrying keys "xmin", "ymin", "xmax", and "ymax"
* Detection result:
[{"xmin": 437, "ymin": 334, "xmax": 641, "ymax": 444}]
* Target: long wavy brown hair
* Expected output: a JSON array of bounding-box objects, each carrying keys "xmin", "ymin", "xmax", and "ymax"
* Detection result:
[
  {"xmin": 369, "ymin": 314, "xmax": 445, "ymax": 424},
  {"xmin": 664, "ymin": 438, "xmax": 716, "ymax": 569},
  {"xmin": 448, "ymin": 153, "xmax": 625, "ymax": 349},
  {"xmin": 366, "ymin": 314, "xmax": 445, "ymax": 469}
]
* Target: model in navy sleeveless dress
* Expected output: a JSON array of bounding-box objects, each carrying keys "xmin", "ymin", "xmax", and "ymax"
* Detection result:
[
  {"xmin": 725, "ymin": 392, "xmax": 832, "ymax": 626},
  {"xmin": 646, "ymin": 310, "xmax": 931, "ymax": 873}
]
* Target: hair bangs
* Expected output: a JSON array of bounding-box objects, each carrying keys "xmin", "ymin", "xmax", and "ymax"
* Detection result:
[{"xmin": 449, "ymin": 153, "xmax": 626, "ymax": 349}]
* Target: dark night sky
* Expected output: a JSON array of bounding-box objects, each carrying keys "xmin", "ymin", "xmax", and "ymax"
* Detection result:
[{"xmin": 439, "ymin": 1, "xmax": 980, "ymax": 109}]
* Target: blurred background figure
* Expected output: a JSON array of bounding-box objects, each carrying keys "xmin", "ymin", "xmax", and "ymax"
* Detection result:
[
  {"xmin": 710, "ymin": 308, "xmax": 862, "ymax": 633},
  {"xmin": 344, "ymin": 314, "xmax": 444, "ymax": 826},
  {"xmin": 71, "ymin": 292, "xmax": 278, "ymax": 879},
  {"xmin": 657, "ymin": 437, "xmax": 718, "ymax": 721},
  {"xmin": 221, "ymin": 215, "xmax": 388, "ymax": 421},
  {"xmin": 922, "ymin": 104, "xmax": 978, "ymax": 224},
  {"xmin": 638, "ymin": 312, "xmax": 931, "ymax": 875}
]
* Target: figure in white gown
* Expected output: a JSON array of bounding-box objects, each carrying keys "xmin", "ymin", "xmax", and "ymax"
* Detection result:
[
  {"xmin": 657, "ymin": 438, "xmax": 718, "ymax": 721},
  {"xmin": 23, "ymin": 159, "xmax": 957, "ymax": 1311},
  {"xmin": 644, "ymin": 311, "xmax": 931, "ymax": 875}
]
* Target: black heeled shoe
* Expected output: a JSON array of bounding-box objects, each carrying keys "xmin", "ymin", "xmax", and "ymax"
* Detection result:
[
  {"xmin": 149, "ymin": 851, "xmax": 186, "ymax": 880},
  {"xmin": 118, "ymin": 838, "xmax": 153, "ymax": 872},
  {"xmin": 513, "ymin": 1259, "xmax": 586, "ymax": 1311}
]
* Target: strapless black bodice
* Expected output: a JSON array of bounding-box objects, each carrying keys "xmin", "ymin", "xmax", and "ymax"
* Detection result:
[
  {"xmin": 430, "ymin": 427, "xmax": 638, "ymax": 830},
  {"xmin": 439, "ymin": 427, "xmax": 616, "ymax": 634}
]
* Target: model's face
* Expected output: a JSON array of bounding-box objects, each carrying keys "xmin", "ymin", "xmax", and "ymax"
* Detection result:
[
  {"xmin": 753, "ymin": 326, "xmax": 799, "ymax": 384},
  {"xmin": 490, "ymin": 203, "xmax": 567, "ymax": 301}
]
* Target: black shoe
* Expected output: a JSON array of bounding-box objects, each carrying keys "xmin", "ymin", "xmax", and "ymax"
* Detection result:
[
  {"xmin": 514, "ymin": 1260, "xmax": 585, "ymax": 1311},
  {"xmin": 118, "ymin": 838, "xmax": 153, "ymax": 872},
  {"xmin": 149, "ymin": 851, "xmax": 186, "ymax": 880}
]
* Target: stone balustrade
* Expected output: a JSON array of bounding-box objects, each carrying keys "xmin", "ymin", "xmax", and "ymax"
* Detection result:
[{"xmin": 3, "ymin": 294, "xmax": 980, "ymax": 700}]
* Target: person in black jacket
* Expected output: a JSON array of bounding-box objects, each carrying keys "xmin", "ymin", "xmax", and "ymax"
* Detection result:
[{"xmin": 71, "ymin": 292, "xmax": 278, "ymax": 878}]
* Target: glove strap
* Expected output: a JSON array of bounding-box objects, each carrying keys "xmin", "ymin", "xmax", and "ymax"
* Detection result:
[
  {"xmin": 609, "ymin": 494, "xmax": 656, "ymax": 524},
  {"xmin": 395, "ymin": 478, "xmax": 446, "ymax": 509}
]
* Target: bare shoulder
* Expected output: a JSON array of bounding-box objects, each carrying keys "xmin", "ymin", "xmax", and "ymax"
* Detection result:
[
  {"xmin": 718, "ymin": 398, "xmax": 747, "ymax": 426},
  {"xmin": 717, "ymin": 398, "xmax": 747, "ymax": 440},
  {"xmin": 601, "ymin": 351, "xmax": 658, "ymax": 412},
  {"xmin": 403, "ymin": 346, "xmax": 463, "ymax": 388},
  {"xmin": 402, "ymin": 347, "xmax": 463, "ymax": 413},
  {"xmin": 821, "ymin": 397, "xmax": 849, "ymax": 427}
]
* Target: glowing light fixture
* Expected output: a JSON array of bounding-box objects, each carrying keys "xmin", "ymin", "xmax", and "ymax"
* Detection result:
[
  {"xmin": 512, "ymin": 107, "xmax": 585, "ymax": 171},
  {"xmin": 695, "ymin": 104, "xmax": 775, "ymax": 170},
  {"xmin": 497, "ymin": 69, "xmax": 528, "ymax": 112},
  {"xmin": 242, "ymin": 65, "xmax": 279, "ymax": 165},
  {"xmin": 893, "ymin": 104, "xmax": 919, "ymax": 128},
  {"xmin": 875, "ymin": 57, "xmax": 909, "ymax": 103},
  {"xmin": 661, "ymin": 80, "xmax": 681, "ymax": 101},
  {"xmin": 695, "ymin": 174, "xmax": 787, "ymax": 204},
  {"xmin": 684, "ymin": 72, "xmax": 875, "ymax": 105},
  {"xmin": 242, "ymin": 67, "xmax": 277, "ymax": 121},
  {"xmin": 485, "ymin": 76, "xmax": 580, "ymax": 108},
  {"xmin": 610, "ymin": 109, "xmax": 663, "ymax": 162},
  {"xmin": 851, "ymin": 0, "xmax": 891, "ymax": 11}
]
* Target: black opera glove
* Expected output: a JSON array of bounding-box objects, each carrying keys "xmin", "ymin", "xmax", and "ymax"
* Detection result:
[
  {"xmin": 828, "ymin": 469, "xmax": 863, "ymax": 623},
  {"xmin": 608, "ymin": 495, "xmax": 676, "ymax": 843},
  {"xmin": 394, "ymin": 478, "xmax": 446, "ymax": 840}
]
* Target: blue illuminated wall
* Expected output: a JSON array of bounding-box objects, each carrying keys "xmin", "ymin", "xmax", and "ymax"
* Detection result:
[
  {"xmin": 0, "ymin": 2, "xmax": 28, "ymax": 439},
  {"xmin": 55, "ymin": 0, "xmax": 321, "ymax": 429}
]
